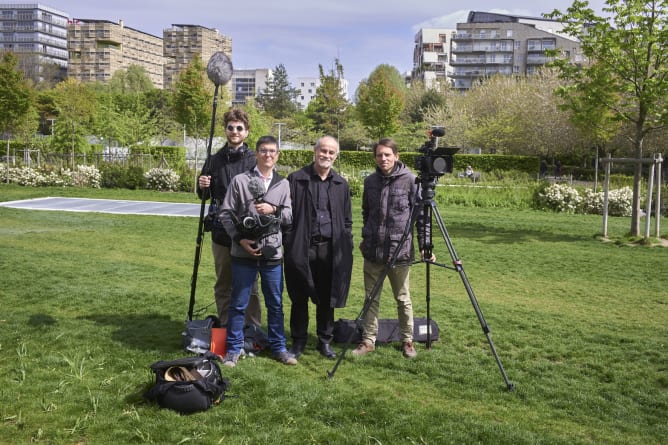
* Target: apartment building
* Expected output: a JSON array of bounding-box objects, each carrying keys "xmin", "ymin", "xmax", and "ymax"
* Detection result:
[
  {"xmin": 231, "ymin": 68, "xmax": 271, "ymax": 105},
  {"xmin": 412, "ymin": 28, "xmax": 455, "ymax": 89},
  {"xmin": 162, "ymin": 24, "xmax": 231, "ymax": 89},
  {"xmin": 67, "ymin": 19, "xmax": 164, "ymax": 88},
  {"xmin": 449, "ymin": 11, "xmax": 582, "ymax": 89},
  {"xmin": 0, "ymin": 3, "xmax": 68, "ymax": 83},
  {"xmin": 295, "ymin": 76, "xmax": 349, "ymax": 110}
]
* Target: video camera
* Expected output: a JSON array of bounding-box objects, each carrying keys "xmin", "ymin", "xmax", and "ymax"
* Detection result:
[
  {"xmin": 414, "ymin": 126, "xmax": 459, "ymax": 178},
  {"xmin": 235, "ymin": 213, "xmax": 281, "ymax": 241}
]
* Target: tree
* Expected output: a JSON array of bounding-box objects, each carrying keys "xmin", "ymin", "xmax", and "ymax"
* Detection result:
[
  {"xmin": 356, "ymin": 64, "xmax": 407, "ymax": 140},
  {"xmin": 256, "ymin": 64, "xmax": 299, "ymax": 118},
  {"xmin": 172, "ymin": 55, "xmax": 211, "ymax": 163},
  {"xmin": 240, "ymin": 98, "xmax": 272, "ymax": 148},
  {"xmin": 0, "ymin": 52, "xmax": 35, "ymax": 180},
  {"xmin": 403, "ymin": 80, "xmax": 447, "ymax": 124},
  {"xmin": 51, "ymin": 78, "xmax": 98, "ymax": 167},
  {"xmin": 548, "ymin": 0, "xmax": 668, "ymax": 237},
  {"xmin": 305, "ymin": 59, "xmax": 349, "ymax": 137},
  {"xmin": 109, "ymin": 64, "xmax": 155, "ymax": 94}
]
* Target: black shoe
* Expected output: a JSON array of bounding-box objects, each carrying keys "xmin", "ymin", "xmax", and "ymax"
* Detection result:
[
  {"xmin": 316, "ymin": 342, "xmax": 336, "ymax": 359},
  {"xmin": 289, "ymin": 340, "xmax": 306, "ymax": 358}
]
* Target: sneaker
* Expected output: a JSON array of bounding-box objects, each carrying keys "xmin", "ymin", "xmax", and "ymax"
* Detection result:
[
  {"xmin": 273, "ymin": 351, "xmax": 298, "ymax": 365},
  {"xmin": 222, "ymin": 352, "xmax": 240, "ymax": 368},
  {"xmin": 351, "ymin": 341, "xmax": 374, "ymax": 357},
  {"xmin": 402, "ymin": 341, "xmax": 417, "ymax": 359}
]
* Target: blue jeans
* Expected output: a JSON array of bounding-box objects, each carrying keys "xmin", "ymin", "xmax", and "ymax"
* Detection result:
[{"xmin": 227, "ymin": 259, "xmax": 288, "ymax": 355}]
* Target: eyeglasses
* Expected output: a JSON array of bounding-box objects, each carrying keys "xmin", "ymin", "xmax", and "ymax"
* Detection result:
[
  {"xmin": 226, "ymin": 125, "xmax": 245, "ymax": 132},
  {"xmin": 258, "ymin": 148, "xmax": 278, "ymax": 156}
]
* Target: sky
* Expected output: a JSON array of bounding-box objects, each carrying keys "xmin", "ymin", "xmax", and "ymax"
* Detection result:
[{"xmin": 43, "ymin": 0, "xmax": 608, "ymax": 95}]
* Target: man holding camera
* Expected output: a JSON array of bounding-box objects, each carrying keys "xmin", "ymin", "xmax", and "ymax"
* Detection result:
[
  {"xmin": 353, "ymin": 137, "xmax": 430, "ymax": 359},
  {"xmin": 283, "ymin": 136, "xmax": 354, "ymax": 359},
  {"xmin": 219, "ymin": 135, "xmax": 295, "ymax": 367},
  {"xmin": 197, "ymin": 108, "xmax": 262, "ymax": 330}
]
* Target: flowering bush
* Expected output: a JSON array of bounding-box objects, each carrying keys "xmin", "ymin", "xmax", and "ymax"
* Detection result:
[
  {"xmin": 537, "ymin": 183, "xmax": 633, "ymax": 216},
  {"xmin": 607, "ymin": 186, "xmax": 633, "ymax": 217},
  {"xmin": 536, "ymin": 183, "xmax": 582, "ymax": 213},
  {"xmin": 0, "ymin": 163, "xmax": 100, "ymax": 188},
  {"xmin": 63, "ymin": 165, "xmax": 101, "ymax": 188},
  {"xmin": 144, "ymin": 167, "xmax": 180, "ymax": 192}
]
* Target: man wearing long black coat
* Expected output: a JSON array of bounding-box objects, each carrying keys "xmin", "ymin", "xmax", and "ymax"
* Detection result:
[{"xmin": 283, "ymin": 136, "xmax": 353, "ymax": 359}]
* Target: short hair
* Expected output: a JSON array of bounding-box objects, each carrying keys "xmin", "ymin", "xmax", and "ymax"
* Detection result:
[
  {"xmin": 314, "ymin": 136, "xmax": 339, "ymax": 154},
  {"xmin": 223, "ymin": 108, "xmax": 250, "ymax": 130},
  {"xmin": 256, "ymin": 135, "xmax": 278, "ymax": 150},
  {"xmin": 373, "ymin": 138, "xmax": 398, "ymax": 156}
]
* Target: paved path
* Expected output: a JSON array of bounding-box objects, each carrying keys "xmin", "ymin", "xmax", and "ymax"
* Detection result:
[{"xmin": 0, "ymin": 197, "xmax": 202, "ymax": 217}]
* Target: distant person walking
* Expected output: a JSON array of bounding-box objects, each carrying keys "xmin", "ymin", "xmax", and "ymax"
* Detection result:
[{"xmin": 540, "ymin": 159, "xmax": 548, "ymax": 178}]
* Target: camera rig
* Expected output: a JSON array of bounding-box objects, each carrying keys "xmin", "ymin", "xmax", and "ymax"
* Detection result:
[{"xmin": 414, "ymin": 126, "xmax": 459, "ymax": 199}]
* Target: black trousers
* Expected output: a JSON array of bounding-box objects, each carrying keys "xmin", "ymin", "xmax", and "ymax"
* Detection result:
[{"xmin": 289, "ymin": 240, "xmax": 335, "ymax": 345}]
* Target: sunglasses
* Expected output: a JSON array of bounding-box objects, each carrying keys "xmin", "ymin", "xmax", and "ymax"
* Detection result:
[{"xmin": 226, "ymin": 125, "xmax": 245, "ymax": 132}]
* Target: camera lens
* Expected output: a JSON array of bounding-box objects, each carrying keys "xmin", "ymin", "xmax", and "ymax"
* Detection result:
[
  {"xmin": 242, "ymin": 216, "xmax": 257, "ymax": 229},
  {"xmin": 241, "ymin": 216, "xmax": 257, "ymax": 229}
]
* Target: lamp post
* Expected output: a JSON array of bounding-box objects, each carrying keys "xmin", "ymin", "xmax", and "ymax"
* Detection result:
[{"xmin": 274, "ymin": 122, "xmax": 285, "ymax": 148}]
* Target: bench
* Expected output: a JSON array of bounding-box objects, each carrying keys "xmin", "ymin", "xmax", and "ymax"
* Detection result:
[{"xmin": 457, "ymin": 171, "xmax": 481, "ymax": 183}]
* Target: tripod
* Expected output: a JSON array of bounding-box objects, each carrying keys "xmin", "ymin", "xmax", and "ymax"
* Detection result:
[{"xmin": 328, "ymin": 175, "xmax": 515, "ymax": 391}]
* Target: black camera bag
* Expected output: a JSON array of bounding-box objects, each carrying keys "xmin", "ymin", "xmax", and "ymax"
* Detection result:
[
  {"xmin": 144, "ymin": 352, "xmax": 229, "ymax": 414},
  {"xmin": 333, "ymin": 317, "xmax": 440, "ymax": 344}
]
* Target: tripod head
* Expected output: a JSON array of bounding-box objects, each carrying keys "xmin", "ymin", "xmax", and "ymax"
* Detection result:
[{"xmin": 414, "ymin": 126, "xmax": 459, "ymax": 200}]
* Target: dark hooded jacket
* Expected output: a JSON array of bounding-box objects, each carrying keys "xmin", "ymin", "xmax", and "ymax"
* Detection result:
[
  {"xmin": 196, "ymin": 143, "xmax": 256, "ymax": 246},
  {"xmin": 360, "ymin": 161, "xmax": 427, "ymax": 265},
  {"xmin": 283, "ymin": 164, "xmax": 354, "ymax": 308}
]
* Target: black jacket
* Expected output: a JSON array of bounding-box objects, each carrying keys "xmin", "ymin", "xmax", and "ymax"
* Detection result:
[
  {"xmin": 283, "ymin": 164, "xmax": 353, "ymax": 308},
  {"xmin": 196, "ymin": 143, "xmax": 256, "ymax": 246},
  {"xmin": 360, "ymin": 161, "xmax": 427, "ymax": 265}
]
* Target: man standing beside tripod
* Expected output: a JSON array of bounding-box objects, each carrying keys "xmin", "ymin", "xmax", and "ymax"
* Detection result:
[{"xmin": 352, "ymin": 138, "xmax": 430, "ymax": 359}]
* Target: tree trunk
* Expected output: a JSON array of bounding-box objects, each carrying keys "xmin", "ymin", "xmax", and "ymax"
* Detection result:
[{"xmin": 630, "ymin": 134, "xmax": 644, "ymax": 236}]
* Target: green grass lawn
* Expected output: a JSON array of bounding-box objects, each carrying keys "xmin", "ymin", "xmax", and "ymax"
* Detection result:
[{"xmin": 0, "ymin": 184, "xmax": 666, "ymax": 444}]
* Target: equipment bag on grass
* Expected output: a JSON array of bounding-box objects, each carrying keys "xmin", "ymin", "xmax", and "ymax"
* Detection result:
[
  {"xmin": 182, "ymin": 315, "xmax": 220, "ymax": 354},
  {"xmin": 144, "ymin": 351, "xmax": 229, "ymax": 414},
  {"xmin": 333, "ymin": 317, "xmax": 440, "ymax": 344}
]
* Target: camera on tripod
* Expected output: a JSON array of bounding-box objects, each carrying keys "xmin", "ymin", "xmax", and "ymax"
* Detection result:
[{"xmin": 415, "ymin": 126, "xmax": 459, "ymax": 178}]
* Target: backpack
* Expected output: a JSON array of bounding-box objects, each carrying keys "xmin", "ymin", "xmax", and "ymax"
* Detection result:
[{"xmin": 144, "ymin": 351, "xmax": 229, "ymax": 414}]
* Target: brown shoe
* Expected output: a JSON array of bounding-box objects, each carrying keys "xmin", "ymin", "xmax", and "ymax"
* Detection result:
[
  {"xmin": 402, "ymin": 342, "xmax": 417, "ymax": 359},
  {"xmin": 351, "ymin": 341, "xmax": 374, "ymax": 357}
]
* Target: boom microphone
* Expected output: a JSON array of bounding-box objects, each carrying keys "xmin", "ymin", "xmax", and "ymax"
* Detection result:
[
  {"xmin": 248, "ymin": 176, "xmax": 266, "ymax": 203},
  {"xmin": 206, "ymin": 51, "xmax": 233, "ymax": 86}
]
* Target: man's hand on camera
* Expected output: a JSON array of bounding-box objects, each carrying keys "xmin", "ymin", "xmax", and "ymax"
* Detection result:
[
  {"xmin": 198, "ymin": 175, "xmax": 211, "ymax": 188},
  {"xmin": 239, "ymin": 239, "xmax": 261, "ymax": 256},
  {"xmin": 255, "ymin": 202, "xmax": 275, "ymax": 215}
]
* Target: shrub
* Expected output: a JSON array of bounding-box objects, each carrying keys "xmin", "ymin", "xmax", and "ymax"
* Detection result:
[
  {"xmin": 100, "ymin": 164, "xmax": 146, "ymax": 189},
  {"xmin": 534, "ymin": 183, "xmax": 582, "ymax": 213},
  {"xmin": 340, "ymin": 172, "xmax": 363, "ymax": 197},
  {"xmin": 535, "ymin": 183, "xmax": 633, "ymax": 216},
  {"xmin": 145, "ymin": 167, "xmax": 180, "ymax": 192},
  {"xmin": 67, "ymin": 165, "xmax": 101, "ymax": 188}
]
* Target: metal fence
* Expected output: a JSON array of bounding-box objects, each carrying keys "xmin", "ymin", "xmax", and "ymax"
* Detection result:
[{"xmin": 2, "ymin": 149, "xmax": 157, "ymax": 170}]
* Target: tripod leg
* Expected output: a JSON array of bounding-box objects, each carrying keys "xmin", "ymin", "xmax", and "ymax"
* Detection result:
[{"xmin": 431, "ymin": 203, "xmax": 515, "ymax": 391}]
